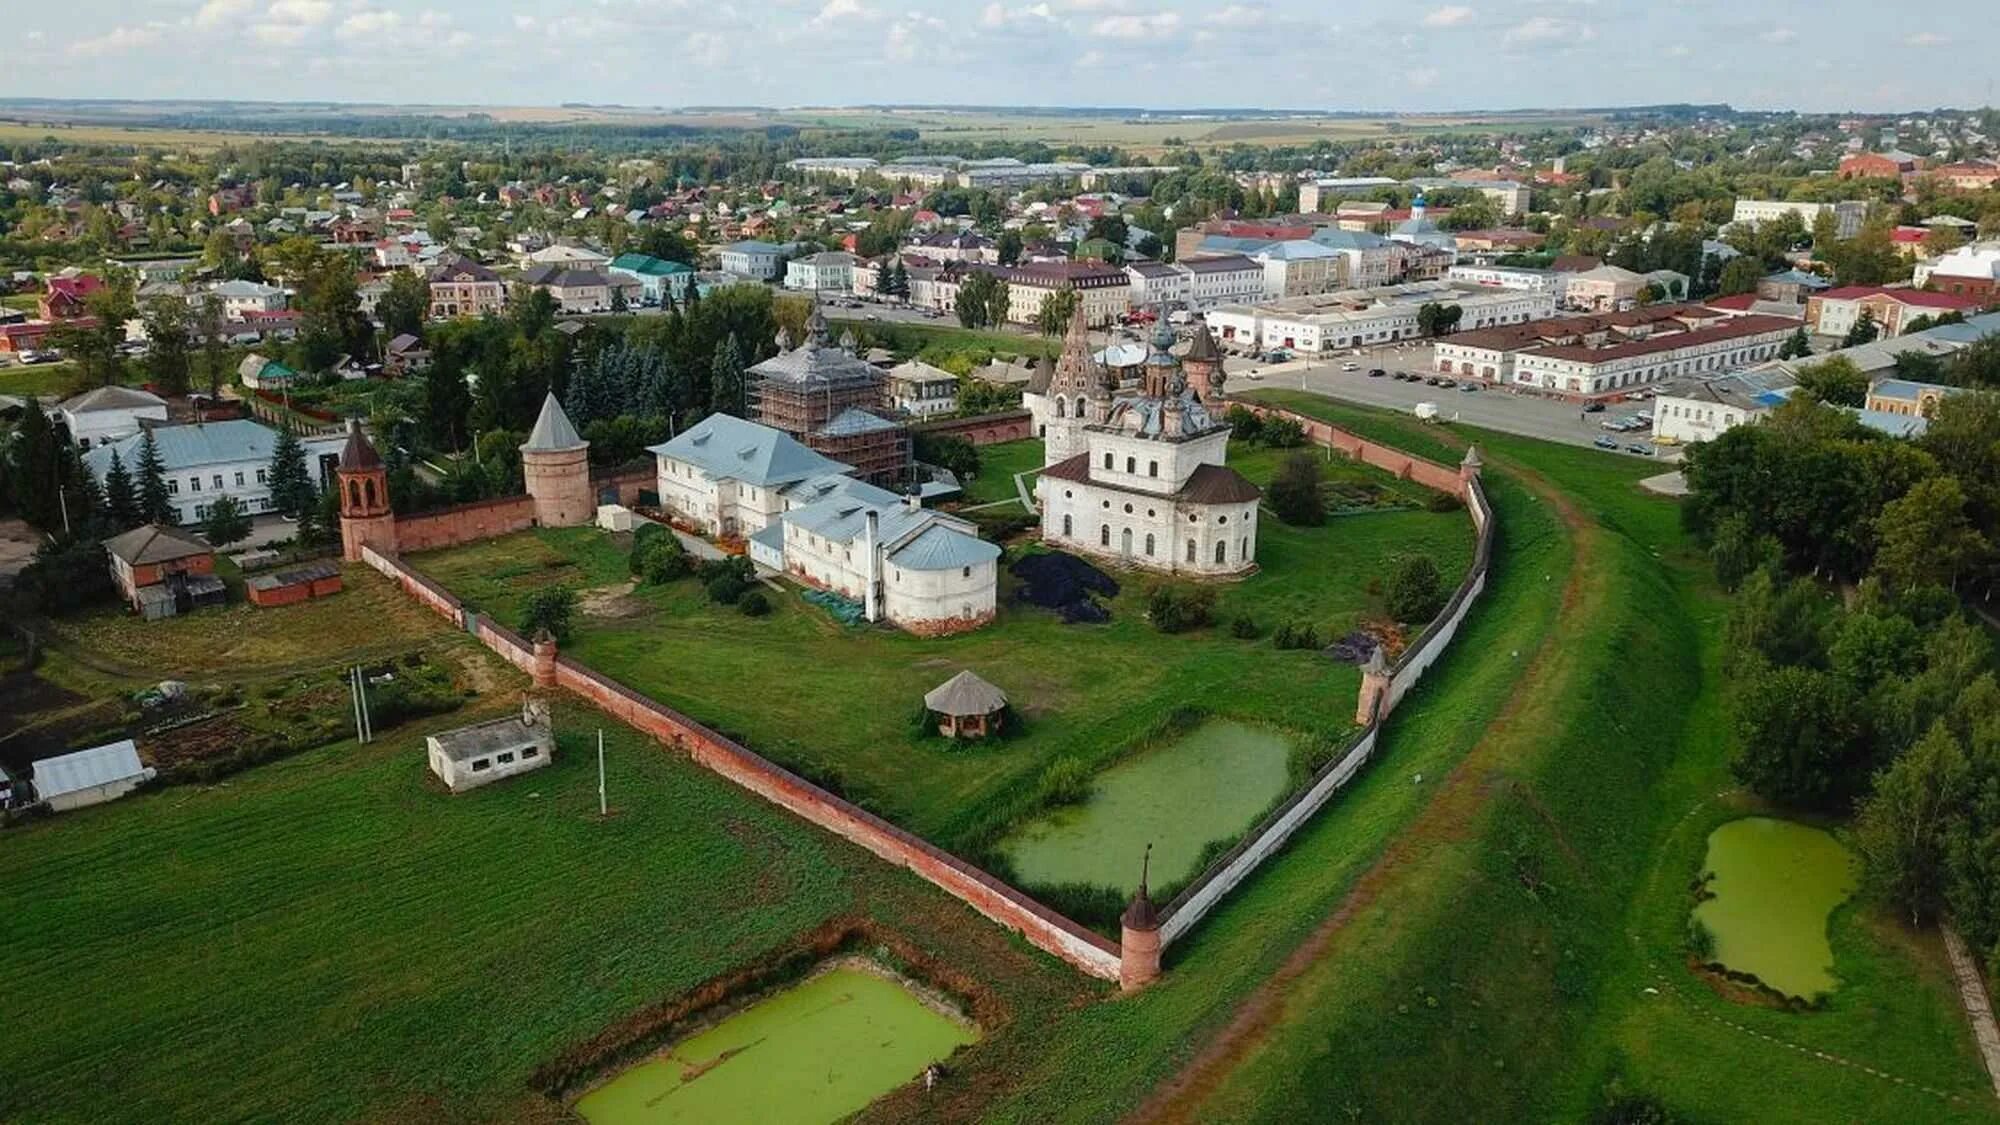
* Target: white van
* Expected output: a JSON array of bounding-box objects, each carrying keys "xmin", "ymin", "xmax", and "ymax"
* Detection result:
[{"xmin": 1413, "ymin": 401, "xmax": 1440, "ymax": 422}]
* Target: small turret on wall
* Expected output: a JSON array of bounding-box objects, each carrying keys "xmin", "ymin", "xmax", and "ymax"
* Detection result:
[
  {"xmin": 520, "ymin": 393, "xmax": 595, "ymax": 528},
  {"xmin": 1119, "ymin": 845, "xmax": 1164, "ymax": 991},
  {"xmin": 336, "ymin": 418, "xmax": 398, "ymax": 561}
]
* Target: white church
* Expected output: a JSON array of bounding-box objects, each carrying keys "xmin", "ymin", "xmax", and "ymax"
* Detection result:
[
  {"xmin": 649, "ymin": 412, "xmax": 1000, "ymax": 635},
  {"xmin": 1026, "ymin": 309, "xmax": 1261, "ymax": 576}
]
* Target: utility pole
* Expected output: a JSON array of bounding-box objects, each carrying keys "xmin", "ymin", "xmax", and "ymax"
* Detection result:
[{"xmin": 597, "ymin": 729, "xmax": 607, "ymax": 817}]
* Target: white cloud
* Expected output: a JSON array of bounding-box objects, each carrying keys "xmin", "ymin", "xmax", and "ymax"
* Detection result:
[
  {"xmin": 1664, "ymin": 43, "xmax": 1690, "ymax": 58},
  {"xmin": 70, "ymin": 24, "xmax": 164, "ymax": 57},
  {"xmin": 192, "ymin": 0, "xmax": 255, "ymax": 28},
  {"xmin": 1206, "ymin": 4, "xmax": 1269, "ymax": 27},
  {"xmin": 251, "ymin": 21, "xmax": 313, "ymax": 45},
  {"xmin": 686, "ymin": 31, "xmax": 728, "ymax": 67},
  {"xmin": 981, "ymin": 2, "xmax": 1055, "ymax": 28},
  {"xmin": 1502, "ymin": 16, "xmax": 1592, "ymax": 46},
  {"xmin": 1759, "ymin": 27, "xmax": 1797, "ymax": 44},
  {"xmin": 809, "ymin": 0, "xmax": 879, "ymax": 26},
  {"xmin": 1091, "ymin": 12, "xmax": 1179, "ymax": 38},
  {"xmin": 337, "ymin": 8, "xmax": 402, "ymax": 39},
  {"xmin": 266, "ymin": 0, "xmax": 333, "ymax": 24},
  {"xmin": 1422, "ymin": 6, "xmax": 1475, "ymax": 28},
  {"xmin": 1904, "ymin": 31, "xmax": 1946, "ymax": 46},
  {"xmin": 1074, "ymin": 48, "xmax": 1105, "ymax": 67}
]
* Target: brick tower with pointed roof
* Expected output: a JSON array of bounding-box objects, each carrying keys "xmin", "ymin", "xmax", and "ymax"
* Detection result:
[
  {"xmin": 1119, "ymin": 844, "xmax": 1164, "ymax": 991},
  {"xmin": 336, "ymin": 418, "xmax": 397, "ymax": 561},
  {"xmin": 519, "ymin": 392, "xmax": 595, "ymax": 528},
  {"xmin": 1182, "ymin": 317, "xmax": 1225, "ymax": 404},
  {"xmin": 1025, "ymin": 303, "xmax": 1104, "ymax": 467}
]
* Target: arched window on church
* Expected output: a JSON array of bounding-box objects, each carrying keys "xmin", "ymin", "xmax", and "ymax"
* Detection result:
[
  {"xmin": 1100, "ymin": 524, "xmax": 1111, "ymax": 547},
  {"xmin": 1241, "ymin": 537, "xmax": 1250, "ymax": 561},
  {"xmin": 1062, "ymin": 514, "xmax": 1072, "ymax": 537},
  {"xmin": 363, "ymin": 478, "xmax": 377, "ymax": 508},
  {"xmin": 1148, "ymin": 460, "xmax": 1158, "ymax": 477},
  {"xmin": 1125, "ymin": 456, "xmax": 1135, "ymax": 474},
  {"xmin": 347, "ymin": 480, "xmax": 362, "ymax": 509},
  {"xmin": 1056, "ymin": 396, "xmax": 1067, "ymax": 418},
  {"xmin": 1186, "ymin": 539, "xmax": 1197, "ymax": 563},
  {"xmin": 1121, "ymin": 527, "xmax": 1133, "ymax": 555},
  {"xmin": 1103, "ymin": 452, "xmax": 1114, "ymax": 470},
  {"xmin": 1215, "ymin": 541, "xmax": 1227, "ymax": 565},
  {"xmin": 1145, "ymin": 533, "xmax": 1155, "ymax": 556}
]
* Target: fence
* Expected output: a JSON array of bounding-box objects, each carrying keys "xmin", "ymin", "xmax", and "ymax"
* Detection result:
[{"xmin": 1156, "ymin": 406, "xmax": 1494, "ymax": 947}]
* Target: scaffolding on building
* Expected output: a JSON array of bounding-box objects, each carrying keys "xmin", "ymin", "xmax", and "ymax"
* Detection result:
[{"xmin": 746, "ymin": 303, "xmax": 911, "ymax": 485}]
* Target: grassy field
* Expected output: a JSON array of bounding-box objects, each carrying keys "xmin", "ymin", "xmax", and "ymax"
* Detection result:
[
  {"xmin": 0, "ymin": 360, "xmax": 89, "ymax": 398},
  {"xmin": 0, "ymin": 120, "xmax": 392, "ymax": 150},
  {"xmin": 0, "ymin": 696, "xmax": 1088, "ymax": 1124},
  {"xmin": 410, "ymin": 438, "xmax": 1472, "ymax": 860},
  {"xmin": 956, "ymin": 438, "xmax": 1043, "ymax": 507},
  {"xmin": 827, "ymin": 316, "xmax": 1059, "ymax": 364},
  {"xmin": 1159, "ymin": 391, "xmax": 1999, "ymax": 1123}
]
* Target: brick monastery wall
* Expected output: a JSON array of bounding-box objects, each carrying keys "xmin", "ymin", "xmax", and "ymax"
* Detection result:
[
  {"xmin": 592, "ymin": 468, "xmax": 656, "ymax": 507},
  {"xmin": 911, "ymin": 410, "xmax": 1034, "ymax": 446},
  {"xmin": 1158, "ymin": 406, "xmax": 1493, "ymax": 948},
  {"xmin": 391, "ymin": 495, "xmax": 538, "ymax": 554}
]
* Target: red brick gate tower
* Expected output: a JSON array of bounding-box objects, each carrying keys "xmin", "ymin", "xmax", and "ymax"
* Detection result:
[{"xmin": 336, "ymin": 419, "xmax": 398, "ymax": 562}]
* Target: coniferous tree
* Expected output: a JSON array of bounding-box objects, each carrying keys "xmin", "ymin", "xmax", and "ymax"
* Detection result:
[
  {"xmin": 103, "ymin": 449, "xmax": 140, "ymax": 528},
  {"xmin": 203, "ymin": 494, "xmax": 251, "ymax": 547},
  {"xmin": 711, "ymin": 332, "xmax": 746, "ymax": 418},
  {"xmin": 268, "ymin": 425, "xmax": 315, "ymax": 519},
  {"xmin": 135, "ymin": 428, "xmax": 174, "ymax": 525},
  {"xmin": 7, "ymin": 398, "xmax": 65, "ymax": 529}
]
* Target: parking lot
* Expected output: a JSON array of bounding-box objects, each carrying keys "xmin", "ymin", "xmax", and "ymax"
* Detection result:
[{"xmin": 1227, "ymin": 340, "xmax": 1675, "ymax": 461}]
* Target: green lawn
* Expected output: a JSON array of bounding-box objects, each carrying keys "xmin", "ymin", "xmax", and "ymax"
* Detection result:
[
  {"xmin": 411, "ymin": 440, "xmax": 1474, "ymax": 864},
  {"xmin": 0, "ymin": 697, "xmax": 1087, "ymax": 1124},
  {"xmin": 957, "ymin": 438, "xmax": 1044, "ymax": 507},
  {"xmin": 0, "ymin": 360, "xmax": 87, "ymax": 397},
  {"xmin": 1180, "ymin": 391, "xmax": 2000, "ymax": 1124}
]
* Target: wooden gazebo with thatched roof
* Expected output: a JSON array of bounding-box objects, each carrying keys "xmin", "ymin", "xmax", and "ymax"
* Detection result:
[{"xmin": 924, "ymin": 670, "xmax": 1008, "ymax": 739}]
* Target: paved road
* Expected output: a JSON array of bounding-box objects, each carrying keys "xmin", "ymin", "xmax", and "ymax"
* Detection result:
[{"xmin": 1231, "ymin": 341, "xmax": 1677, "ymax": 462}]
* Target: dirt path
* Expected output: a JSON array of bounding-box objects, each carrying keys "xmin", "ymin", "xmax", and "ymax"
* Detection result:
[
  {"xmin": 1131, "ymin": 453, "xmax": 1600, "ymax": 1124},
  {"xmin": 1943, "ymin": 923, "xmax": 2000, "ymax": 1101}
]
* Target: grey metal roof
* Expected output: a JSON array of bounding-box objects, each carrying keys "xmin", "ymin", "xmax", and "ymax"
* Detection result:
[
  {"xmin": 429, "ymin": 711, "xmax": 549, "ymax": 763},
  {"xmin": 723, "ymin": 240, "xmax": 783, "ymax": 254},
  {"xmin": 59, "ymin": 385, "xmax": 167, "ymax": 414},
  {"xmin": 889, "ymin": 522, "xmax": 1001, "ymax": 571},
  {"xmin": 816, "ymin": 408, "xmax": 901, "ymax": 438},
  {"xmin": 924, "ymin": 670, "xmax": 1007, "ymax": 716},
  {"xmin": 104, "ymin": 523, "xmax": 213, "ymax": 565},
  {"xmin": 87, "ymin": 419, "xmax": 338, "ymax": 480},
  {"xmin": 522, "ymin": 394, "xmax": 587, "ymax": 452},
  {"xmin": 748, "ymin": 335, "xmax": 884, "ymax": 389},
  {"xmin": 32, "ymin": 740, "xmax": 148, "ymax": 800},
  {"xmin": 649, "ymin": 412, "xmax": 844, "ymax": 487}
]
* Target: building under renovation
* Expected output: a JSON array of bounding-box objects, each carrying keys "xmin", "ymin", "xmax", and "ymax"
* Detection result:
[{"xmin": 748, "ymin": 305, "xmax": 910, "ymax": 485}]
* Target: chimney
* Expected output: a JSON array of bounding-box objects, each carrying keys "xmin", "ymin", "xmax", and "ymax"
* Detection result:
[
  {"xmin": 904, "ymin": 491, "xmax": 921, "ymax": 512},
  {"xmin": 862, "ymin": 510, "xmax": 880, "ymax": 622}
]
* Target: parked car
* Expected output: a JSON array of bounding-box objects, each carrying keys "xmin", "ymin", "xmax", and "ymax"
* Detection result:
[
  {"xmin": 1626, "ymin": 443, "xmax": 1655, "ymax": 456},
  {"xmin": 1582, "ymin": 402, "xmax": 1606, "ymax": 413},
  {"xmin": 1437, "ymin": 379, "xmax": 1456, "ymax": 390},
  {"xmin": 1458, "ymin": 382, "xmax": 1480, "ymax": 393},
  {"xmin": 1367, "ymin": 367, "xmax": 1386, "ymax": 377},
  {"xmin": 1339, "ymin": 361, "xmax": 1359, "ymax": 371},
  {"xmin": 1594, "ymin": 436, "xmax": 1621, "ymax": 450},
  {"xmin": 1267, "ymin": 350, "xmax": 1293, "ymax": 363}
]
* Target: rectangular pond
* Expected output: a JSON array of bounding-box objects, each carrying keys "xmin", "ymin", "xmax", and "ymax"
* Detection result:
[
  {"xmin": 999, "ymin": 719, "xmax": 1294, "ymax": 894},
  {"xmin": 573, "ymin": 964, "xmax": 977, "ymax": 1125}
]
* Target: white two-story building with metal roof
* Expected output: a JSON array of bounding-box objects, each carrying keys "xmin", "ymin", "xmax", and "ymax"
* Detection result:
[{"xmin": 650, "ymin": 412, "xmax": 998, "ymax": 635}]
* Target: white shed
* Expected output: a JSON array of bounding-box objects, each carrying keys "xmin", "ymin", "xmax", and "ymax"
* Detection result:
[
  {"xmin": 31, "ymin": 740, "xmax": 156, "ymax": 812},
  {"xmin": 427, "ymin": 699, "xmax": 556, "ymax": 793}
]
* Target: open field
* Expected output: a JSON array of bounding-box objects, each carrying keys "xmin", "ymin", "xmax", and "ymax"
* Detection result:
[
  {"xmin": 0, "ymin": 696, "xmax": 1089, "ymax": 1124},
  {"xmin": 957, "ymin": 438, "xmax": 1044, "ymax": 507},
  {"xmin": 1151, "ymin": 391, "xmax": 1999, "ymax": 1123},
  {"xmin": 410, "ymin": 438, "xmax": 1472, "ymax": 861}
]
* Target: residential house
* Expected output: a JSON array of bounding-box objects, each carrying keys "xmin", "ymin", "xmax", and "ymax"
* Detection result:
[
  {"xmin": 719, "ymin": 240, "xmax": 787, "ymax": 280},
  {"xmin": 523, "ymin": 265, "xmax": 616, "ymax": 313},
  {"xmin": 1915, "ymin": 241, "xmax": 2000, "ymax": 300},
  {"xmin": 606, "ymin": 252, "xmax": 694, "ymax": 306},
  {"xmin": 1756, "ymin": 269, "xmax": 1832, "ymax": 305},
  {"xmin": 1731, "ymin": 199, "xmax": 1868, "ymax": 240},
  {"xmin": 1563, "ymin": 264, "xmax": 1648, "ymax": 312},
  {"xmin": 103, "ymin": 523, "xmax": 224, "ymax": 619},
  {"xmin": 384, "ymin": 333, "xmax": 432, "ymax": 376},
  {"xmin": 521, "ymin": 242, "xmax": 610, "ymax": 273},
  {"xmin": 85, "ymin": 420, "xmax": 344, "ymax": 525},
  {"xmin": 1839, "ymin": 150, "xmax": 1922, "ymax": 180},
  {"xmin": 784, "ymin": 251, "xmax": 857, "ymax": 293},
  {"xmin": 1805, "ymin": 286, "xmax": 1986, "ymax": 339},
  {"xmin": 886, "ymin": 360, "xmax": 960, "ymax": 418},
  {"xmin": 427, "ymin": 256, "xmax": 507, "ymax": 319},
  {"xmin": 38, "ymin": 273, "xmax": 103, "ymax": 321},
  {"xmin": 210, "ymin": 279, "xmax": 289, "ymax": 319},
  {"xmin": 53, "ymin": 385, "xmax": 168, "ymax": 449}
]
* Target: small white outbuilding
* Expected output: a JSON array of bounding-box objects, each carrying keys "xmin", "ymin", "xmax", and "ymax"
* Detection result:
[
  {"xmin": 427, "ymin": 699, "xmax": 555, "ymax": 793},
  {"xmin": 31, "ymin": 740, "xmax": 156, "ymax": 812}
]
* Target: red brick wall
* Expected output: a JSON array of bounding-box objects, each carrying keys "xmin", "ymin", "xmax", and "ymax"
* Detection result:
[
  {"xmin": 912, "ymin": 410, "xmax": 1034, "ymax": 446},
  {"xmin": 360, "ymin": 546, "xmax": 465, "ymax": 624},
  {"xmin": 592, "ymin": 468, "xmax": 655, "ymax": 507},
  {"xmin": 131, "ymin": 554, "xmax": 217, "ymax": 588},
  {"xmin": 392, "ymin": 495, "xmax": 538, "ymax": 553},
  {"xmin": 1243, "ymin": 404, "xmax": 1470, "ymax": 498}
]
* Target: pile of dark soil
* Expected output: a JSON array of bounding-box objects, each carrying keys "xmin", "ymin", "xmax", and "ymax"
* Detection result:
[
  {"xmin": 1010, "ymin": 552, "xmax": 1119, "ymax": 624},
  {"xmin": 1323, "ymin": 630, "xmax": 1380, "ymax": 664}
]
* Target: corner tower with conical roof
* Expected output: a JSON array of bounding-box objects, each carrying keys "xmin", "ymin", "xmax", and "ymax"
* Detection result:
[
  {"xmin": 1182, "ymin": 318, "xmax": 1225, "ymax": 404},
  {"xmin": 336, "ymin": 418, "xmax": 397, "ymax": 561},
  {"xmin": 1119, "ymin": 844, "xmax": 1164, "ymax": 991},
  {"xmin": 519, "ymin": 392, "xmax": 595, "ymax": 528}
]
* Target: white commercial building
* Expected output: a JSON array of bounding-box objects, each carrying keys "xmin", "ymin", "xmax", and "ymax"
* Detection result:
[
  {"xmin": 1206, "ymin": 282, "xmax": 1554, "ymax": 354},
  {"xmin": 718, "ymin": 240, "xmax": 787, "ymax": 281},
  {"xmin": 1447, "ymin": 264, "xmax": 1567, "ymax": 300},
  {"xmin": 784, "ymin": 251, "xmax": 856, "ymax": 293},
  {"xmin": 1176, "ymin": 254, "xmax": 1266, "ymax": 310},
  {"xmin": 1730, "ymin": 199, "xmax": 1869, "ymax": 240},
  {"xmin": 83, "ymin": 419, "xmax": 344, "ymax": 525},
  {"xmin": 52, "ymin": 385, "xmax": 169, "ymax": 449},
  {"xmin": 1511, "ymin": 314, "xmax": 1796, "ymax": 397},
  {"xmin": 1297, "ymin": 176, "xmax": 1402, "ymax": 214},
  {"xmin": 1125, "ymin": 260, "xmax": 1189, "ymax": 308},
  {"xmin": 650, "ymin": 412, "xmax": 998, "ymax": 634}
]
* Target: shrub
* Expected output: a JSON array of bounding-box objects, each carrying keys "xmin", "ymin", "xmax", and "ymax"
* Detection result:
[
  {"xmin": 705, "ymin": 573, "xmax": 748, "ymax": 606},
  {"xmin": 1036, "ymin": 757, "xmax": 1095, "ymax": 807},
  {"xmin": 1386, "ymin": 554, "xmax": 1446, "ymax": 624},
  {"xmin": 697, "ymin": 555, "xmax": 754, "ymax": 584},
  {"xmin": 636, "ymin": 536, "xmax": 694, "ymax": 584},
  {"xmin": 738, "ymin": 590, "xmax": 771, "ymax": 617},
  {"xmin": 1260, "ymin": 415, "xmax": 1306, "ymax": 448},
  {"xmin": 1273, "ymin": 621, "xmax": 1321, "ymax": 650},
  {"xmin": 520, "ymin": 584, "xmax": 577, "ymax": 642},
  {"xmin": 1148, "ymin": 583, "xmax": 1216, "ymax": 633},
  {"xmin": 1224, "ymin": 404, "xmax": 1264, "ymax": 443},
  {"xmin": 1268, "ymin": 451, "xmax": 1325, "ymax": 526},
  {"xmin": 628, "ymin": 521, "xmax": 672, "ymax": 575},
  {"xmin": 1425, "ymin": 489, "xmax": 1463, "ymax": 513},
  {"xmin": 1687, "ymin": 917, "xmax": 1716, "ymax": 961},
  {"xmin": 1287, "ymin": 730, "xmax": 1347, "ymax": 784},
  {"xmin": 1229, "ymin": 613, "xmax": 1261, "ymax": 639}
]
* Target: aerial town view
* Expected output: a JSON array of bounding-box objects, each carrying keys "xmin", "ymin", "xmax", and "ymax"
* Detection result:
[{"xmin": 6, "ymin": 3, "xmax": 2000, "ymax": 1122}]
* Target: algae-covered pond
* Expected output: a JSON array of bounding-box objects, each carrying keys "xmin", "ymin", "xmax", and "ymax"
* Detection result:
[
  {"xmin": 999, "ymin": 719, "xmax": 1293, "ymax": 893},
  {"xmin": 574, "ymin": 964, "xmax": 976, "ymax": 1125},
  {"xmin": 1691, "ymin": 816, "xmax": 1858, "ymax": 1000}
]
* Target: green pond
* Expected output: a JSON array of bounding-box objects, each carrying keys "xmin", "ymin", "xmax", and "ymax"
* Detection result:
[
  {"xmin": 573, "ymin": 966, "xmax": 977, "ymax": 1125},
  {"xmin": 1691, "ymin": 816, "xmax": 1858, "ymax": 999},
  {"xmin": 1000, "ymin": 720, "xmax": 1294, "ymax": 893}
]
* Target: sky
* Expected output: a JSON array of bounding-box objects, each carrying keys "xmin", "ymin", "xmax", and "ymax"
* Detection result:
[{"xmin": 2, "ymin": 0, "xmax": 1992, "ymax": 116}]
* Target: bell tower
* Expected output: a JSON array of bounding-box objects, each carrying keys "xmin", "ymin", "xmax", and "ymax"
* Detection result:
[{"xmin": 336, "ymin": 419, "xmax": 397, "ymax": 562}]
